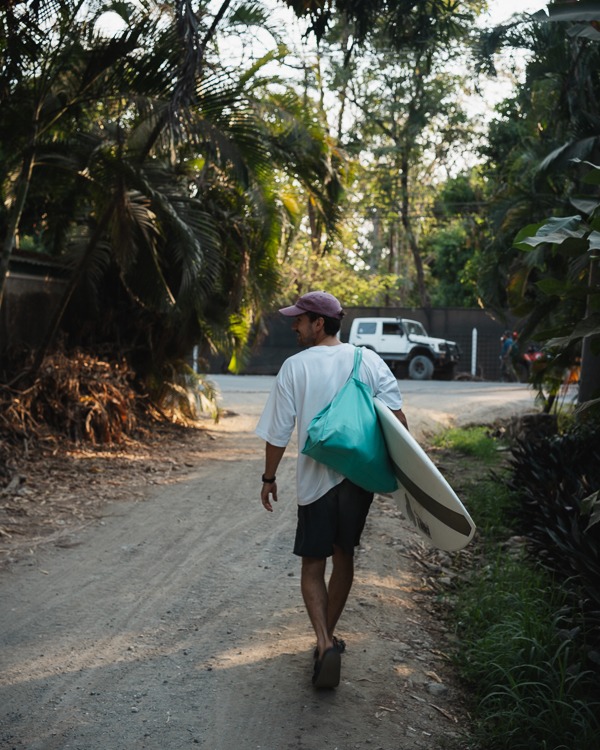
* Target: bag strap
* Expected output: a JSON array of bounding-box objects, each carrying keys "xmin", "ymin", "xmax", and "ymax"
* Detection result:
[{"xmin": 352, "ymin": 345, "xmax": 363, "ymax": 379}]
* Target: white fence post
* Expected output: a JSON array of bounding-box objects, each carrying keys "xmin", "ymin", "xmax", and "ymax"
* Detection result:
[{"xmin": 471, "ymin": 328, "xmax": 478, "ymax": 377}]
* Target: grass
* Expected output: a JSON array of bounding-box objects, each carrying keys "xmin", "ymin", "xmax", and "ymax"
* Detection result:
[
  {"xmin": 432, "ymin": 426, "xmax": 502, "ymax": 463},
  {"xmin": 432, "ymin": 425, "xmax": 600, "ymax": 750}
]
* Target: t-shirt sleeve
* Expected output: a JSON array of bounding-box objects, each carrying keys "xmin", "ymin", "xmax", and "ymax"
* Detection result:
[
  {"xmin": 362, "ymin": 350, "xmax": 403, "ymax": 410},
  {"xmin": 255, "ymin": 363, "xmax": 297, "ymax": 447},
  {"xmin": 375, "ymin": 374, "xmax": 403, "ymax": 410}
]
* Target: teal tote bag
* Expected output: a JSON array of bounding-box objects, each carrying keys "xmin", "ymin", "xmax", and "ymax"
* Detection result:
[{"xmin": 301, "ymin": 347, "xmax": 398, "ymax": 493}]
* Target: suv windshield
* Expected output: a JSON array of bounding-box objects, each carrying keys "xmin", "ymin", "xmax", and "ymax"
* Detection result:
[{"xmin": 404, "ymin": 321, "xmax": 427, "ymax": 336}]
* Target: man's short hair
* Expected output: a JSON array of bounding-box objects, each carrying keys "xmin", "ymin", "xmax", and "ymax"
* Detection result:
[{"xmin": 306, "ymin": 311, "xmax": 342, "ymax": 336}]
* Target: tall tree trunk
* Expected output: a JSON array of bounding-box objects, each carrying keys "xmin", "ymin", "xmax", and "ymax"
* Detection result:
[
  {"xmin": 578, "ymin": 256, "xmax": 600, "ymax": 404},
  {"xmin": 400, "ymin": 151, "xmax": 429, "ymax": 308},
  {"xmin": 336, "ymin": 32, "xmax": 355, "ymax": 142},
  {"xmin": 387, "ymin": 222, "xmax": 397, "ymax": 275},
  {"xmin": 384, "ymin": 222, "xmax": 397, "ymax": 306},
  {"xmin": 307, "ymin": 196, "xmax": 322, "ymax": 256}
]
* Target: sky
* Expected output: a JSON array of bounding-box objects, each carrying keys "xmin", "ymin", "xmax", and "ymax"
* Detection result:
[
  {"xmin": 486, "ymin": 1, "xmax": 549, "ymax": 25},
  {"xmin": 100, "ymin": 1, "xmax": 553, "ymax": 36},
  {"xmin": 97, "ymin": 0, "xmax": 552, "ymax": 153},
  {"xmin": 470, "ymin": 1, "xmax": 550, "ymax": 116}
]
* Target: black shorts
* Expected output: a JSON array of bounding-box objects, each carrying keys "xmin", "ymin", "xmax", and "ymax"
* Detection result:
[{"xmin": 293, "ymin": 479, "xmax": 374, "ymax": 558}]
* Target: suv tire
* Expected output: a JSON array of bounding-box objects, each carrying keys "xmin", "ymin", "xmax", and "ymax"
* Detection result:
[{"xmin": 408, "ymin": 354, "xmax": 434, "ymax": 380}]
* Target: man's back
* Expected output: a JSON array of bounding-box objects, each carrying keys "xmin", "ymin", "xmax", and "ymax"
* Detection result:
[{"xmin": 257, "ymin": 343, "xmax": 401, "ymax": 505}]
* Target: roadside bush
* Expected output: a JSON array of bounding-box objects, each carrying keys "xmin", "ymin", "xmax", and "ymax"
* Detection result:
[
  {"xmin": 437, "ymin": 424, "xmax": 600, "ymax": 750},
  {"xmin": 454, "ymin": 555, "xmax": 600, "ymax": 750},
  {"xmin": 506, "ymin": 423, "xmax": 600, "ymax": 656}
]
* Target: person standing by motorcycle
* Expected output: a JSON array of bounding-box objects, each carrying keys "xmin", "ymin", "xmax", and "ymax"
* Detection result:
[{"xmin": 500, "ymin": 330, "xmax": 518, "ymax": 382}]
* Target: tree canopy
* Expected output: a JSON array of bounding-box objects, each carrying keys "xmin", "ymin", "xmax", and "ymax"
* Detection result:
[
  {"xmin": 1, "ymin": 0, "xmax": 598, "ymax": 408},
  {"xmin": 475, "ymin": 2, "xmax": 600, "ymax": 406}
]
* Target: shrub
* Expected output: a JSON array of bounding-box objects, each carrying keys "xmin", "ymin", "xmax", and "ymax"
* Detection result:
[
  {"xmin": 443, "ymin": 423, "xmax": 600, "ymax": 749},
  {"xmin": 506, "ymin": 423, "xmax": 600, "ymax": 655},
  {"xmin": 454, "ymin": 555, "xmax": 600, "ymax": 750}
]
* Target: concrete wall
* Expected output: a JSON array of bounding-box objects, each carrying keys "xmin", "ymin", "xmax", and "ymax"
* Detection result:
[{"xmin": 0, "ymin": 269, "xmax": 68, "ymax": 364}]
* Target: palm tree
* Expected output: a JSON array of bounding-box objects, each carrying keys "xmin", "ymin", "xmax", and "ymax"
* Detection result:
[
  {"xmin": 1, "ymin": 0, "xmax": 346, "ymax": 384},
  {"xmin": 0, "ymin": 0, "xmax": 154, "ymax": 308}
]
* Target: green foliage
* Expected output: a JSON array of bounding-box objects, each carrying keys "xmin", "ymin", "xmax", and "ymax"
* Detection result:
[
  {"xmin": 506, "ymin": 423, "xmax": 600, "ymax": 642},
  {"xmin": 283, "ymin": 0, "xmax": 483, "ymax": 48},
  {"xmin": 432, "ymin": 426, "xmax": 501, "ymax": 463},
  {"xmin": 277, "ymin": 248, "xmax": 407, "ymax": 307},
  {"xmin": 507, "ymin": 192, "xmax": 600, "ymax": 405},
  {"xmin": 425, "ymin": 220, "xmax": 481, "ymax": 307},
  {"xmin": 463, "ymin": 476, "xmax": 516, "ymax": 544},
  {"xmin": 422, "ymin": 169, "xmax": 488, "ymax": 307},
  {"xmin": 433, "ymin": 427, "xmax": 514, "ymax": 541},
  {"xmin": 0, "ymin": 0, "xmax": 350, "ymax": 385},
  {"xmin": 0, "ymin": 0, "xmax": 497, "ymax": 382},
  {"xmin": 455, "ymin": 556, "xmax": 600, "ymax": 750},
  {"xmin": 475, "ymin": 10, "xmax": 598, "ymax": 312},
  {"xmin": 511, "ymin": 211, "xmax": 594, "ymax": 318},
  {"xmin": 475, "ymin": 7, "xmax": 600, "ymax": 403},
  {"xmin": 442, "ymin": 424, "xmax": 600, "ymax": 749},
  {"xmin": 290, "ymin": 2, "xmax": 483, "ymax": 308}
]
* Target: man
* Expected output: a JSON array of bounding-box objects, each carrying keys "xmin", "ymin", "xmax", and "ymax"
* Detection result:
[
  {"xmin": 255, "ymin": 291, "xmax": 407, "ymax": 689},
  {"xmin": 500, "ymin": 330, "xmax": 517, "ymax": 382}
]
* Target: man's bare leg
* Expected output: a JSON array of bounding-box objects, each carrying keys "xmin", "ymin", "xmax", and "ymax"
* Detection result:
[
  {"xmin": 301, "ymin": 556, "xmax": 334, "ymax": 660},
  {"xmin": 326, "ymin": 545, "xmax": 354, "ymax": 639}
]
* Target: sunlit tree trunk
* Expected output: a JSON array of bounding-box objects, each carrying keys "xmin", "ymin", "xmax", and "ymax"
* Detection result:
[{"xmin": 400, "ymin": 149, "xmax": 429, "ymax": 308}]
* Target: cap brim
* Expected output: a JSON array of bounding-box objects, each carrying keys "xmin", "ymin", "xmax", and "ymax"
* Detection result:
[{"xmin": 279, "ymin": 304, "xmax": 304, "ymax": 316}]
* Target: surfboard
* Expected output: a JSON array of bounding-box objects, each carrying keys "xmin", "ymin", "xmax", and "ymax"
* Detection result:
[{"xmin": 373, "ymin": 397, "xmax": 476, "ymax": 552}]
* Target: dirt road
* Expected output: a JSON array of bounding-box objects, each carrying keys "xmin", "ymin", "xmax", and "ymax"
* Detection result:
[{"xmin": 0, "ymin": 381, "xmax": 538, "ymax": 750}]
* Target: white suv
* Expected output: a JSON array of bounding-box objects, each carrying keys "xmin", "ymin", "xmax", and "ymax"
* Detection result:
[{"xmin": 348, "ymin": 317, "xmax": 460, "ymax": 380}]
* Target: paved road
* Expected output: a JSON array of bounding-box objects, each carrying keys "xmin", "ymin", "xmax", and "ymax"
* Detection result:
[{"xmin": 209, "ymin": 375, "xmax": 542, "ymax": 440}]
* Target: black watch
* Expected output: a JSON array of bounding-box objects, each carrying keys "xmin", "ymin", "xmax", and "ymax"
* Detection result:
[{"xmin": 262, "ymin": 474, "xmax": 276, "ymax": 483}]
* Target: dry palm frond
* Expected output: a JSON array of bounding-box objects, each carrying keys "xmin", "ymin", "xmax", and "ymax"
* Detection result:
[{"xmin": 0, "ymin": 351, "xmax": 138, "ymax": 445}]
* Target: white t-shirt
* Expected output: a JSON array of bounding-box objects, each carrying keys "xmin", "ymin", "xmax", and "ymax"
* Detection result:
[{"xmin": 255, "ymin": 343, "xmax": 403, "ymax": 505}]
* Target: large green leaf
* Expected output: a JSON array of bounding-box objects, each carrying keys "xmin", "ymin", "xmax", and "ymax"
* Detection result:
[
  {"xmin": 513, "ymin": 221, "xmax": 548, "ymax": 248},
  {"xmin": 546, "ymin": 1, "xmax": 600, "ymax": 23},
  {"xmin": 547, "ymin": 312, "xmax": 600, "ymax": 348},
  {"xmin": 535, "ymin": 277, "xmax": 577, "ymax": 297},
  {"xmin": 538, "ymin": 136, "xmax": 600, "ymax": 174},
  {"xmin": 588, "ymin": 230, "xmax": 600, "ymax": 252},
  {"xmin": 517, "ymin": 215, "xmax": 587, "ymax": 247},
  {"xmin": 582, "ymin": 490, "xmax": 600, "ymax": 532},
  {"xmin": 570, "ymin": 196, "xmax": 600, "ymax": 215},
  {"xmin": 570, "ymin": 158, "xmax": 600, "ymax": 185}
]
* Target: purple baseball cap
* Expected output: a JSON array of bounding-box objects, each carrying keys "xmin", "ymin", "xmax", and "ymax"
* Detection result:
[{"xmin": 279, "ymin": 291, "xmax": 344, "ymax": 320}]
